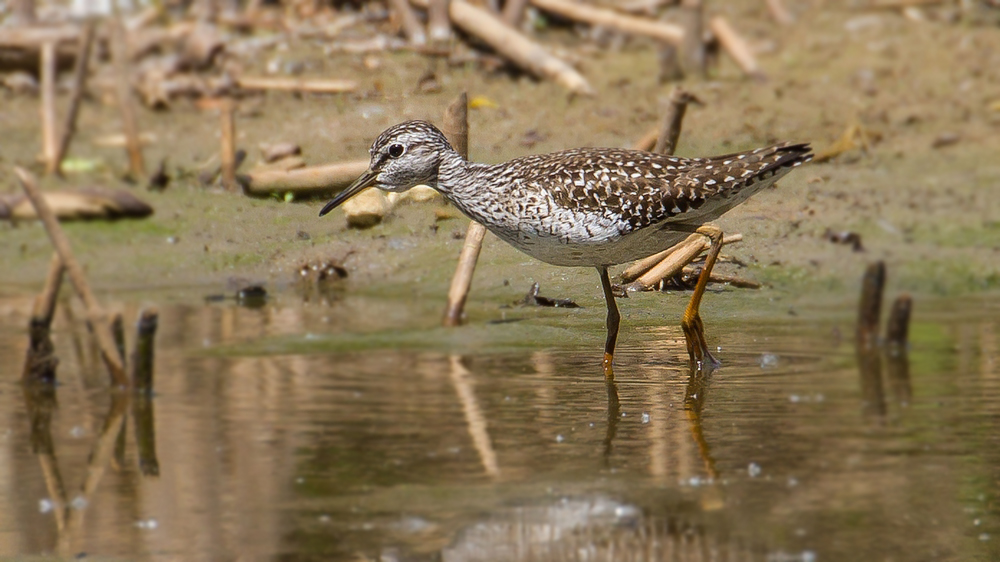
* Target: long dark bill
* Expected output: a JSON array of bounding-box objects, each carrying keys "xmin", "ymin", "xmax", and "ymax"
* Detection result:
[{"xmin": 318, "ymin": 168, "xmax": 378, "ymax": 217}]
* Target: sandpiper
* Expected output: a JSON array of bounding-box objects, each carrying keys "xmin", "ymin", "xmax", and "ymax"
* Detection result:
[{"xmin": 320, "ymin": 120, "xmax": 811, "ymax": 376}]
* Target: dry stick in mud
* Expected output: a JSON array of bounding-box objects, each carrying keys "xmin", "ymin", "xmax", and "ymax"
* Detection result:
[
  {"xmin": 40, "ymin": 41, "xmax": 59, "ymax": 173},
  {"xmin": 654, "ymin": 88, "xmax": 700, "ymax": 155},
  {"xmin": 765, "ymin": 0, "xmax": 795, "ymax": 25},
  {"xmin": 501, "ymin": 0, "xmax": 530, "ymax": 27},
  {"xmin": 24, "ymin": 253, "xmax": 64, "ymax": 383},
  {"xmin": 529, "ymin": 0, "xmax": 683, "ymax": 44},
  {"xmin": 709, "ymin": 15, "xmax": 766, "ymax": 81},
  {"xmin": 235, "ymin": 76, "xmax": 358, "ymax": 94},
  {"xmin": 51, "ymin": 20, "xmax": 95, "ymax": 177},
  {"xmin": 622, "ymin": 234, "xmax": 743, "ymax": 289},
  {"xmin": 411, "ymin": 0, "xmax": 594, "ymax": 96},
  {"xmin": 220, "ymin": 99, "xmax": 238, "ymax": 192},
  {"xmin": 441, "ymin": 92, "xmax": 485, "ymax": 327},
  {"xmin": 14, "ymin": 167, "xmax": 128, "ymax": 386},
  {"xmin": 32, "ymin": 253, "xmax": 65, "ymax": 330},
  {"xmin": 240, "ymin": 160, "xmax": 370, "ymax": 197},
  {"xmin": 390, "ymin": 0, "xmax": 427, "ymax": 45},
  {"xmin": 885, "ymin": 294, "xmax": 912, "ymax": 349},
  {"xmin": 678, "ymin": 0, "xmax": 706, "ymax": 78},
  {"xmin": 110, "ymin": 18, "xmax": 146, "ymax": 178},
  {"xmin": 428, "ymin": 0, "xmax": 452, "ymax": 42}
]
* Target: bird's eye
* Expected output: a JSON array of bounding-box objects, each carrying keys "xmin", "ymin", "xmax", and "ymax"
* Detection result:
[{"xmin": 388, "ymin": 143, "xmax": 405, "ymax": 158}]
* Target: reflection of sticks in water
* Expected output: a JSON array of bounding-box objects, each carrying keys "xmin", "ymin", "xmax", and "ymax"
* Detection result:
[
  {"xmin": 23, "ymin": 382, "xmax": 68, "ymax": 533},
  {"xmin": 448, "ymin": 355, "xmax": 499, "ymax": 477},
  {"xmin": 884, "ymin": 295, "xmax": 913, "ymax": 405},
  {"xmin": 131, "ymin": 308, "xmax": 160, "ymax": 476}
]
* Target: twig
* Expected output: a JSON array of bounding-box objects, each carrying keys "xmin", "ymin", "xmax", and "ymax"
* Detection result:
[
  {"xmin": 390, "ymin": 0, "xmax": 427, "ymax": 45},
  {"xmin": 40, "ymin": 41, "xmax": 59, "ymax": 173},
  {"xmin": 679, "ymin": 0, "xmax": 705, "ymax": 78},
  {"xmin": 239, "ymin": 160, "xmax": 370, "ymax": 197},
  {"xmin": 31, "ymin": 253, "xmax": 65, "ymax": 329},
  {"xmin": 856, "ymin": 261, "xmax": 885, "ymax": 350},
  {"xmin": 441, "ymin": 93, "xmax": 485, "ymax": 327},
  {"xmin": 621, "ymin": 233, "xmax": 742, "ymax": 284},
  {"xmin": 236, "ymin": 76, "xmax": 358, "ymax": 93},
  {"xmin": 52, "ymin": 21, "xmax": 95, "ymax": 177},
  {"xmin": 14, "ymin": 167, "xmax": 128, "ymax": 386},
  {"xmin": 708, "ymin": 16, "xmax": 766, "ymax": 81},
  {"xmin": 765, "ymin": 0, "xmax": 795, "ymax": 25},
  {"xmin": 110, "ymin": 17, "xmax": 146, "ymax": 178},
  {"xmin": 412, "ymin": 0, "xmax": 594, "ymax": 96},
  {"xmin": 220, "ymin": 98, "xmax": 237, "ymax": 192},
  {"xmin": 654, "ymin": 87, "xmax": 699, "ymax": 155},
  {"xmin": 501, "ymin": 0, "xmax": 530, "ymax": 27},
  {"xmin": 529, "ymin": 0, "xmax": 683, "ymax": 44},
  {"xmin": 428, "ymin": 0, "xmax": 452, "ymax": 42}
]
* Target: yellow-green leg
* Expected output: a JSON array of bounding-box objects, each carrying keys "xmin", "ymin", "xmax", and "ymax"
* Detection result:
[
  {"xmin": 597, "ymin": 266, "xmax": 620, "ymax": 379},
  {"xmin": 681, "ymin": 225, "xmax": 724, "ymax": 368}
]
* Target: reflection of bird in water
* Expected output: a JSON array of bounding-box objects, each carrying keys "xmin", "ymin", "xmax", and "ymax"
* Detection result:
[{"xmin": 321, "ymin": 121, "xmax": 811, "ymax": 375}]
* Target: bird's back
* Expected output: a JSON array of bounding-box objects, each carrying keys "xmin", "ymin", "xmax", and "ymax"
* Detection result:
[{"xmin": 456, "ymin": 143, "xmax": 811, "ymax": 267}]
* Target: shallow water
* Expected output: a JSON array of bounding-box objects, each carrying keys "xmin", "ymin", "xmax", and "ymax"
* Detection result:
[{"xmin": 1, "ymin": 289, "xmax": 998, "ymax": 561}]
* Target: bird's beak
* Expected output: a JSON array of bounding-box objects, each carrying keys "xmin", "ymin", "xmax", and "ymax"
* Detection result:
[{"xmin": 318, "ymin": 168, "xmax": 378, "ymax": 217}]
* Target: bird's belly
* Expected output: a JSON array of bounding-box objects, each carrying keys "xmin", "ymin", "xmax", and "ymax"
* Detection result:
[{"xmin": 489, "ymin": 220, "xmax": 692, "ymax": 268}]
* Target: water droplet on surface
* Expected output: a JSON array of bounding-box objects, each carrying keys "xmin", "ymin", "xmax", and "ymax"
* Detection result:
[
  {"xmin": 39, "ymin": 499, "xmax": 53, "ymax": 513},
  {"xmin": 641, "ymin": 412, "xmax": 650, "ymax": 424},
  {"xmin": 760, "ymin": 353, "xmax": 779, "ymax": 368},
  {"xmin": 555, "ymin": 434, "xmax": 565, "ymax": 443},
  {"xmin": 748, "ymin": 462, "xmax": 762, "ymax": 477}
]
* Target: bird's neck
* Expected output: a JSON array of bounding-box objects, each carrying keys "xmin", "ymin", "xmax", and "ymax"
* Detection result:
[{"xmin": 433, "ymin": 150, "xmax": 497, "ymax": 220}]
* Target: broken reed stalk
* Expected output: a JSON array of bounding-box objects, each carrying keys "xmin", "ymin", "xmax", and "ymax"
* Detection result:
[
  {"xmin": 502, "ymin": 0, "xmax": 530, "ymax": 26},
  {"xmin": 110, "ymin": 18, "xmax": 146, "ymax": 179},
  {"xmin": 621, "ymin": 233, "xmax": 743, "ymax": 289},
  {"xmin": 111, "ymin": 313, "xmax": 126, "ymax": 364},
  {"xmin": 621, "ymin": 233, "xmax": 742, "ymax": 284},
  {"xmin": 442, "ymin": 93, "xmax": 485, "ymax": 327},
  {"xmin": 428, "ymin": 0, "xmax": 452, "ymax": 42},
  {"xmin": 411, "ymin": 0, "xmax": 594, "ymax": 96},
  {"xmin": 32, "ymin": 253, "xmax": 65, "ymax": 329},
  {"xmin": 220, "ymin": 98, "xmax": 237, "ymax": 192},
  {"xmin": 708, "ymin": 16, "xmax": 766, "ymax": 81},
  {"xmin": 130, "ymin": 308, "xmax": 158, "ymax": 392},
  {"xmin": 653, "ymin": 87, "xmax": 698, "ymax": 155},
  {"xmin": 678, "ymin": 0, "xmax": 706, "ymax": 78},
  {"xmin": 235, "ymin": 76, "xmax": 358, "ymax": 94},
  {"xmin": 389, "ymin": 0, "xmax": 427, "ymax": 45},
  {"xmin": 14, "ymin": 167, "xmax": 128, "ymax": 386},
  {"xmin": 885, "ymin": 294, "xmax": 912, "ymax": 349},
  {"xmin": 631, "ymin": 128, "xmax": 660, "ymax": 152},
  {"xmin": 765, "ymin": 0, "xmax": 795, "ymax": 25},
  {"xmin": 240, "ymin": 160, "xmax": 370, "ymax": 196},
  {"xmin": 52, "ymin": 20, "xmax": 95, "ymax": 177},
  {"xmin": 856, "ymin": 261, "xmax": 886, "ymax": 349},
  {"xmin": 530, "ymin": 0, "xmax": 683, "ymax": 43},
  {"xmin": 40, "ymin": 41, "xmax": 59, "ymax": 173}
]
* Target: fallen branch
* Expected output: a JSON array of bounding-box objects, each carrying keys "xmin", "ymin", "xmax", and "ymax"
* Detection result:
[
  {"xmin": 412, "ymin": 0, "xmax": 594, "ymax": 96},
  {"xmin": 530, "ymin": 0, "xmax": 683, "ymax": 44},
  {"xmin": 14, "ymin": 167, "xmax": 128, "ymax": 386},
  {"xmin": 708, "ymin": 16, "xmax": 766, "ymax": 81},
  {"xmin": 236, "ymin": 76, "xmax": 358, "ymax": 93},
  {"xmin": 239, "ymin": 160, "xmax": 370, "ymax": 196},
  {"xmin": 501, "ymin": 0, "xmax": 530, "ymax": 26},
  {"xmin": 620, "ymin": 233, "xmax": 742, "ymax": 286}
]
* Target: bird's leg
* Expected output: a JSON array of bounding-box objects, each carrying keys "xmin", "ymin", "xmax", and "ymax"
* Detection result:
[
  {"xmin": 681, "ymin": 225, "xmax": 724, "ymax": 369},
  {"xmin": 597, "ymin": 266, "xmax": 620, "ymax": 379}
]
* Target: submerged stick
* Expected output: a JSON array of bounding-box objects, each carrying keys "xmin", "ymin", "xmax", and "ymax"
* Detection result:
[
  {"xmin": 40, "ymin": 41, "xmax": 59, "ymax": 173},
  {"xmin": 240, "ymin": 160, "xmax": 370, "ymax": 196},
  {"xmin": 708, "ymin": 16, "xmax": 766, "ymax": 81},
  {"xmin": 885, "ymin": 294, "xmax": 912, "ymax": 348},
  {"xmin": 390, "ymin": 0, "xmax": 427, "ymax": 45},
  {"xmin": 653, "ymin": 87, "xmax": 699, "ymax": 155},
  {"xmin": 220, "ymin": 98, "xmax": 237, "ymax": 192},
  {"xmin": 856, "ymin": 261, "xmax": 886, "ymax": 349},
  {"xmin": 412, "ymin": 0, "xmax": 594, "ymax": 96},
  {"xmin": 52, "ymin": 20, "xmax": 95, "ymax": 177},
  {"xmin": 111, "ymin": 18, "xmax": 146, "ymax": 178},
  {"xmin": 441, "ymin": 93, "xmax": 485, "ymax": 327},
  {"xmin": 15, "ymin": 167, "xmax": 128, "ymax": 386}
]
